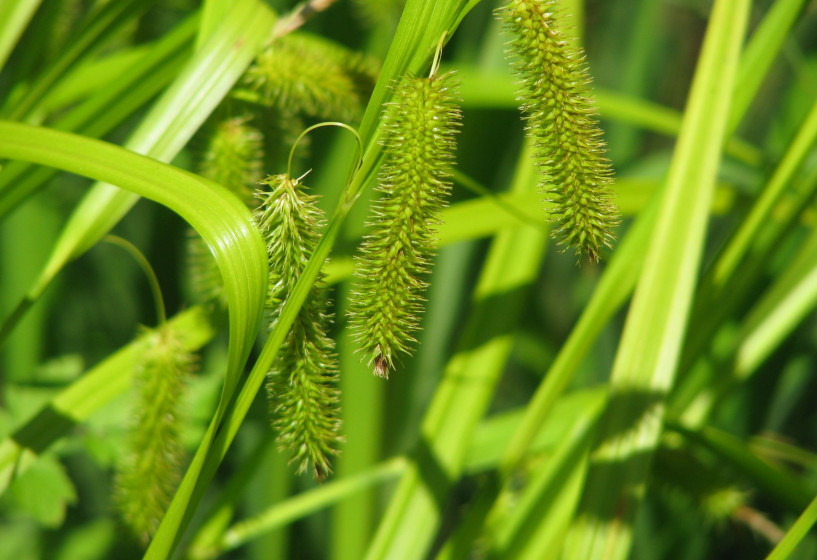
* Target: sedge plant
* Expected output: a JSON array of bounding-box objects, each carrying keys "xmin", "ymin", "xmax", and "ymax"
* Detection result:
[{"xmin": 1, "ymin": 1, "xmax": 816, "ymax": 559}]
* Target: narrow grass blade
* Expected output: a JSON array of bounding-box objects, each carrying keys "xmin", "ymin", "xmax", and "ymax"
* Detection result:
[
  {"xmin": 562, "ymin": 1, "xmax": 749, "ymax": 558},
  {"xmin": 0, "ymin": 0, "xmax": 42, "ymax": 73},
  {"xmin": 728, "ymin": 0, "xmax": 809, "ymax": 133},
  {"xmin": 766, "ymin": 493, "xmax": 817, "ymax": 560}
]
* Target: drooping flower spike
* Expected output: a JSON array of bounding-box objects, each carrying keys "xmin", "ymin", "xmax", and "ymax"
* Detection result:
[
  {"xmin": 349, "ymin": 38, "xmax": 462, "ymax": 377},
  {"xmin": 499, "ymin": 0, "xmax": 619, "ymax": 261},
  {"xmin": 256, "ymin": 171, "xmax": 342, "ymax": 480},
  {"xmin": 111, "ymin": 237, "xmax": 192, "ymax": 544},
  {"xmin": 256, "ymin": 122, "xmax": 361, "ymax": 478}
]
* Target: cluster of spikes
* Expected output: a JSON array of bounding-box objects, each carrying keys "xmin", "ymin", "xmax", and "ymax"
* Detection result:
[
  {"xmin": 348, "ymin": 56, "xmax": 462, "ymax": 378},
  {"xmin": 498, "ymin": 0, "xmax": 619, "ymax": 261},
  {"xmin": 255, "ymin": 172, "xmax": 342, "ymax": 480},
  {"xmin": 180, "ymin": 1, "xmax": 621, "ymax": 484}
]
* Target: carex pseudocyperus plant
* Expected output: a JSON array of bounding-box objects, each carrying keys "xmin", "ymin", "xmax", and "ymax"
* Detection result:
[{"xmin": 7, "ymin": 0, "xmax": 813, "ymax": 558}]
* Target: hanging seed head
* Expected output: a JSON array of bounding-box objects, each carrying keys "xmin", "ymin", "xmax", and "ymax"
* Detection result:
[
  {"xmin": 244, "ymin": 33, "xmax": 379, "ymax": 122},
  {"xmin": 199, "ymin": 116, "xmax": 264, "ymax": 204},
  {"xmin": 115, "ymin": 326, "xmax": 195, "ymax": 545},
  {"xmin": 255, "ymin": 173, "xmax": 342, "ymax": 479},
  {"xmin": 348, "ymin": 68, "xmax": 462, "ymax": 377},
  {"xmin": 499, "ymin": 0, "xmax": 619, "ymax": 261}
]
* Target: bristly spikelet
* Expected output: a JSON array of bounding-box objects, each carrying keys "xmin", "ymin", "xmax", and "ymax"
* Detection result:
[
  {"xmin": 499, "ymin": 0, "xmax": 619, "ymax": 261},
  {"xmin": 244, "ymin": 33, "xmax": 379, "ymax": 123},
  {"xmin": 115, "ymin": 326, "xmax": 194, "ymax": 545},
  {"xmin": 348, "ymin": 70, "xmax": 461, "ymax": 378},
  {"xmin": 199, "ymin": 115, "xmax": 264, "ymax": 204},
  {"xmin": 187, "ymin": 116, "xmax": 264, "ymax": 306},
  {"xmin": 255, "ymin": 174, "xmax": 342, "ymax": 480}
]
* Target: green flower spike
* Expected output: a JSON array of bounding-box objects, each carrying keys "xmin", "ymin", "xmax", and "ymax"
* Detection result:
[
  {"xmin": 244, "ymin": 32, "xmax": 380, "ymax": 122},
  {"xmin": 255, "ymin": 171, "xmax": 342, "ymax": 480},
  {"xmin": 116, "ymin": 325, "xmax": 194, "ymax": 545},
  {"xmin": 187, "ymin": 116, "xmax": 264, "ymax": 306},
  {"xmin": 499, "ymin": 0, "xmax": 619, "ymax": 261},
  {"xmin": 198, "ymin": 115, "xmax": 264, "ymax": 204},
  {"xmin": 349, "ymin": 50, "xmax": 462, "ymax": 378}
]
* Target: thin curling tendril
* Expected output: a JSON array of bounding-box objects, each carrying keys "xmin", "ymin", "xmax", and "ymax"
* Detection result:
[{"xmin": 287, "ymin": 121, "xmax": 363, "ymax": 182}]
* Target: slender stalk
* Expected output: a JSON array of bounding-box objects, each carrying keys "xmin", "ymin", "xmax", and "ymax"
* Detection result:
[{"xmin": 104, "ymin": 235, "xmax": 166, "ymax": 326}]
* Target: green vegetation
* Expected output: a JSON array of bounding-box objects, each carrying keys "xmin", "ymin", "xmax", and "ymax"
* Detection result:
[{"xmin": 1, "ymin": 0, "xmax": 816, "ymax": 559}]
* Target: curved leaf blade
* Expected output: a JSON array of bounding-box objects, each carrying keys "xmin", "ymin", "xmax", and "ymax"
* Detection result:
[{"xmin": 0, "ymin": 120, "xmax": 268, "ymax": 406}]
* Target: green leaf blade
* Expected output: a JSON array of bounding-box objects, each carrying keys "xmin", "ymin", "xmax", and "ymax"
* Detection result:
[{"xmin": 562, "ymin": 0, "xmax": 751, "ymax": 557}]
